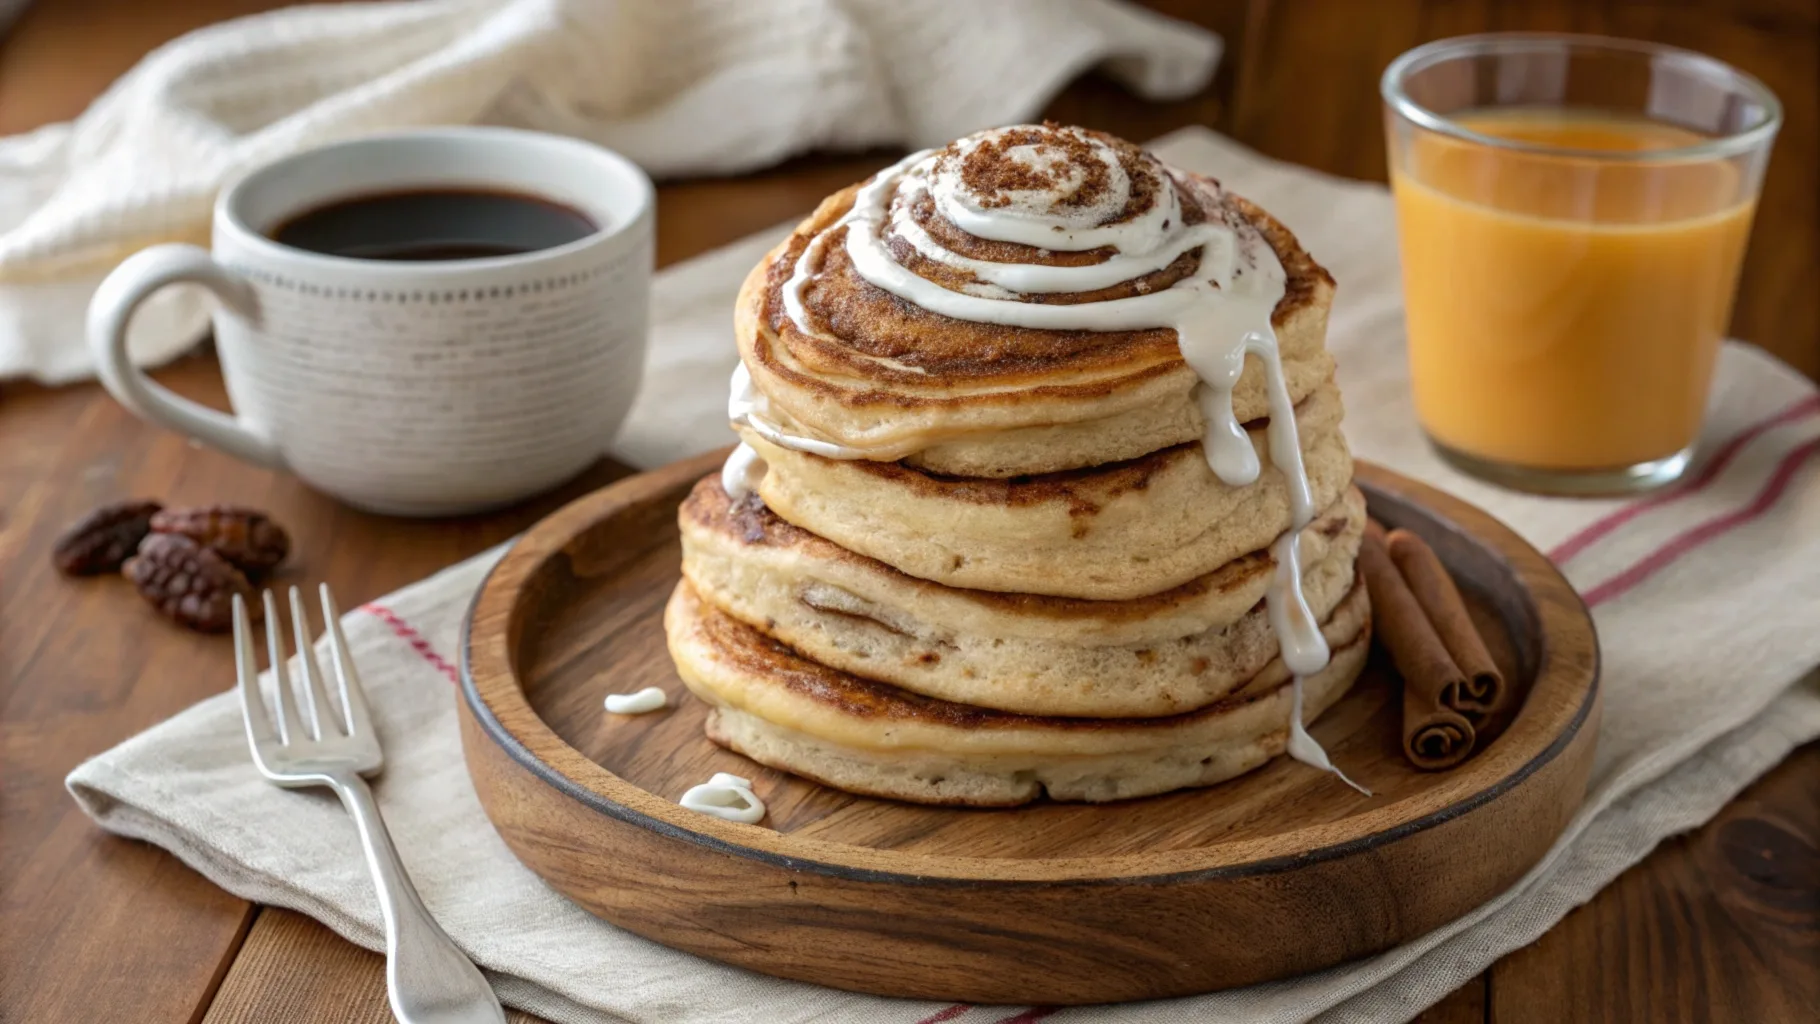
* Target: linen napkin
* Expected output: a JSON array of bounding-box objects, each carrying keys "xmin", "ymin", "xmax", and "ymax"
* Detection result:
[
  {"xmin": 68, "ymin": 128, "xmax": 1820, "ymax": 1024},
  {"xmin": 0, "ymin": 0, "xmax": 1217, "ymax": 385}
]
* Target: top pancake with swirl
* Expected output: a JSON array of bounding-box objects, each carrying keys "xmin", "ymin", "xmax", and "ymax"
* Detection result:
[{"xmin": 736, "ymin": 124, "xmax": 1338, "ymax": 477}]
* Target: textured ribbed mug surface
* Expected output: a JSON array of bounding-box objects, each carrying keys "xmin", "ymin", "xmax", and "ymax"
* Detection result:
[{"xmin": 216, "ymin": 247, "xmax": 649, "ymax": 515}]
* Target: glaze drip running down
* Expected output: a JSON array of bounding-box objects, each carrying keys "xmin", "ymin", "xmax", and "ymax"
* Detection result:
[
  {"xmin": 719, "ymin": 440, "xmax": 768, "ymax": 502},
  {"xmin": 728, "ymin": 362, "xmax": 877, "ymax": 462},
  {"xmin": 720, "ymin": 123, "xmax": 1359, "ymax": 791}
]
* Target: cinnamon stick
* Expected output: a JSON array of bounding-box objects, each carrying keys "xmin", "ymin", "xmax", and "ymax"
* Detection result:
[
  {"xmin": 1387, "ymin": 528, "xmax": 1507, "ymax": 717},
  {"xmin": 1357, "ymin": 526, "xmax": 1476, "ymax": 770},
  {"xmin": 1402, "ymin": 689, "xmax": 1478, "ymax": 771}
]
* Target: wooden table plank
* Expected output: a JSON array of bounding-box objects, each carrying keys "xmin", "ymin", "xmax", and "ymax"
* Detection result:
[
  {"xmin": 1490, "ymin": 735, "xmax": 1820, "ymax": 1024},
  {"xmin": 201, "ymin": 909, "xmax": 543, "ymax": 1024},
  {"xmin": 1, "ymin": 370, "xmax": 270, "ymax": 1024}
]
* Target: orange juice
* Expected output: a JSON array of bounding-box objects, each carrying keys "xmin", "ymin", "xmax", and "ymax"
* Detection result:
[{"xmin": 1392, "ymin": 110, "xmax": 1756, "ymax": 471}]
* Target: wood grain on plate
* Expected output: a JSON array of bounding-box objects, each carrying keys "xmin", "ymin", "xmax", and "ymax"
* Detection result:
[{"xmin": 457, "ymin": 452, "xmax": 1601, "ymax": 1004}]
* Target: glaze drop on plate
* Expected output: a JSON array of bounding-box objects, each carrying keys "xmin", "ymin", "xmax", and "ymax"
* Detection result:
[
  {"xmin": 679, "ymin": 772, "xmax": 767, "ymax": 824},
  {"xmin": 603, "ymin": 686, "xmax": 667, "ymax": 715}
]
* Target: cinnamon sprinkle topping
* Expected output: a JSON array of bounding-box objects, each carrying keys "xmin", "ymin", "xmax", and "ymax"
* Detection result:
[
  {"xmin": 959, "ymin": 126, "xmax": 1112, "ymax": 209},
  {"xmin": 940, "ymin": 123, "xmax": 1159, "ymax": 225}
]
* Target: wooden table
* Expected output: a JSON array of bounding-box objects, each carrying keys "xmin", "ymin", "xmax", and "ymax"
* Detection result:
[{"xmin": 3, "ymin": 2, "xmax": 1817, "ymax": 1021}]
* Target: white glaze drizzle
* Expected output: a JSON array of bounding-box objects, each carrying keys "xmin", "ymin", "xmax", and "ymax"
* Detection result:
[
  {"xmin": 719, "ymin": 361, "xmax": 880, "ymax": 497},
  {"xmin": 720, "ymin": 441, "xmax": 767, "ymax": 501},
  {"xmin": 603, "ymin": 686, "xmax": 667, "ymax": 715},
  {"xmin": 1286, "ymin": 661, "xmax": 1372, "ymax": 797},
  {"xmin": 890, "ymin": 169, "xmax": 1235, "ymax": 294},
  {"xmin": 758, "ymin": 126, "xmax": 1362, "ymax": 791},
  {"xmin": 728, "ymin": 363, "xmax": 873, "ymax": 460},
  {"xmin": 679, "ymin": 772, "xmax": 766, "ymax": 824}
]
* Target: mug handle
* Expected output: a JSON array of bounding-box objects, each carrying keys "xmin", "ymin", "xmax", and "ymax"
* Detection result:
[{"xmin": 88, "ymin": 244, "xmax": 285, "ymax": 469}]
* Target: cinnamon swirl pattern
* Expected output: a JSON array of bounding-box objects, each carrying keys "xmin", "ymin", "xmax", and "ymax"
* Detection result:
[{"xmin": 666, "ymin": 124, "xmax": 1370, "ymax": 806}]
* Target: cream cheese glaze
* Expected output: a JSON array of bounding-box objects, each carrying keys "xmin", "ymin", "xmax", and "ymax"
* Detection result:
[
  {"xmin": 679, "ymin": 772, "xmax": 766, "ymax": 824},
  {"xmin": 603, "ymin": 686, "xmax": 668, "ymax": 715},
  {"xmin": 720, "ymin": 125, "xmax": 1361, "ymax": 791},
  {"xmin": 727, "ymin": 362, "xmax": 879, "ymax": 462}
]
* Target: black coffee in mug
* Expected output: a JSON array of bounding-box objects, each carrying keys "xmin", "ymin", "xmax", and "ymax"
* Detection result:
[{"xmin": 271, "ymin": 187, "xmax": 599, "ymax": 261}]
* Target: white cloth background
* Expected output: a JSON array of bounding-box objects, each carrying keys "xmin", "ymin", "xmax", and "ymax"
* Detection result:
[
  {"xmin": 68, "ymin": 128, "xmax": 1820, "ymax": 1024},
  {"xmin": 0, "ymin": 0, "xmax": 1218, "ymax": 384}
]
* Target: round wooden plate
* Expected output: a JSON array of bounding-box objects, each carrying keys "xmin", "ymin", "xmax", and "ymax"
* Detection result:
[{"xmin": 459, "ymin": 449, "xmax": 1600, "ymax": 1005}]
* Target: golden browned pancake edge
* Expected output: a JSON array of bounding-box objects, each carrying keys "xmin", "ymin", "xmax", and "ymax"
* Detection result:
[
  {"xmin": 665, "ymin": 578, "xmax": 1371, "ymax": 805},
  {"xmin": 680, "ymin": 473, "xmax": 1367, "ymax": 717},
  {"xmin": 733, "ymin": 171, "xmax": 1338, "ymax": 474}
]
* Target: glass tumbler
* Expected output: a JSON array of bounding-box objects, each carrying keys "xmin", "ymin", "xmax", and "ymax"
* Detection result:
[{"xmin": 1382, "ymin": 34, "xmax": 1781, "ymax": 494}]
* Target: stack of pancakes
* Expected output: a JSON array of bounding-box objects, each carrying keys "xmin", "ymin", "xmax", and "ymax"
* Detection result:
[{"xmin": 666, "ymin": 124, "xmax": 1370, "ymax": 806}]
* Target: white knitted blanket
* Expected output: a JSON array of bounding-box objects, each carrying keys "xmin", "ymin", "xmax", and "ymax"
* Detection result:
[{"xmin": 0, "ymin": 0, "xmax": 1217, "ymax": 383}]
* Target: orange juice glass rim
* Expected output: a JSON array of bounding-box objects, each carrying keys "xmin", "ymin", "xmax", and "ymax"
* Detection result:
[{"xmin": 1381, "ymin": 33, "xmax": 1783, "ymax": 163}]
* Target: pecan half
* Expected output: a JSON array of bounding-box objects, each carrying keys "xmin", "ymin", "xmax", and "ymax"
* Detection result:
[
  {"xmin": 51, "ymin": 500, "xmax": 163, "ymax": 575},
  {"xmin": 150, "ymin": 505, "xmax": 290, "ymax": 575},
  {"xmin": 123, "ymin": 533, "xmax": 257, "ymax": 633}
]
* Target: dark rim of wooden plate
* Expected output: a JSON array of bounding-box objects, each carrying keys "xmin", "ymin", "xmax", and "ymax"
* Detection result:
[{"xmin": 460, "ymin": 453, "xmax": 1600, "ymax": 886}]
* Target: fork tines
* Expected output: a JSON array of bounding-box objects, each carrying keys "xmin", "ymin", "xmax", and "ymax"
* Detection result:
[{"xmin": 233, "ymin": 585, "xmax": 375, "ymax": 748}]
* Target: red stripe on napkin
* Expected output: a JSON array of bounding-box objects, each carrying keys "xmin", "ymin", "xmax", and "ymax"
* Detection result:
[
  {"xmin": 1582, "ymin": 436, "xmax": 1820, "ymax": 609},
  {"xmin": 915, "ymin": 1006, "xmax": 972, "ymax": 1023},
  {"xmin": 1550, "ymin": 393, "xmax": 1820, "ymax": 565},
  {"xmin": 361, "ymin": 603, "xmax": 461, "ymax": 685}
]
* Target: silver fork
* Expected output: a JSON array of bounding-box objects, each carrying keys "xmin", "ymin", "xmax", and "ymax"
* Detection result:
[{"xmin": 234, "ymin": 585, "xmax": 505, "ymax": 1024}]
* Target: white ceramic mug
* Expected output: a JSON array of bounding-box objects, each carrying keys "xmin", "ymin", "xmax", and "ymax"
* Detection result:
[{"xmin": 88, "ymin": 127, "xmax": 654, "ymax": 516}]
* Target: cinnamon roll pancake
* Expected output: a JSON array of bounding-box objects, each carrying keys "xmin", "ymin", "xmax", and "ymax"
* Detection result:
[
  {"xmin": 739, "ymin": 379, "xmax": 1350, "ymax": 599},
  {"xmin": 681, "ymin": 477, "xmax": 1366, "ymax": 717},
  {"xmin": 664, "ymin": 123, "xmax": 1372, "ymax": 807},
  {"xmin": 665, "ymin": 580, "xmax": 1370, "ymax": 806},
  {"xmin": 732, "ymin": 124, "xmax": 1337, "ymax": 476}
]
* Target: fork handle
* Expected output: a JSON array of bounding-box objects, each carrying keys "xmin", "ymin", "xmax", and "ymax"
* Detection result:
[{"xmin": 331, "ymin": 772, "xmax": 506, "ymax": 1024}]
